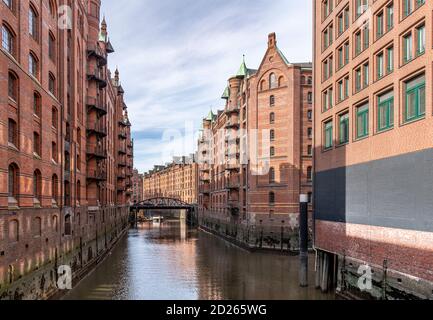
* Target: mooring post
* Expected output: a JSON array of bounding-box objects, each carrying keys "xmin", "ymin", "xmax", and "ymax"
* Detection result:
[{"xmin": 299, "ymin": 194, "xmax": 309, "ymax": 287}]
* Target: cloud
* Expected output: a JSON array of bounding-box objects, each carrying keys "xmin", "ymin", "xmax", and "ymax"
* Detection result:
[{"xmin": 101, "ymin": 0, "xmax": 312, "ymax": 172}]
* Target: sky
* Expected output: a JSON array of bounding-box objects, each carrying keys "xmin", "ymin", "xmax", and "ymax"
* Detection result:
[{"xmin": 101, "ymin": 0, "xmax": 312, "ymax": 173}]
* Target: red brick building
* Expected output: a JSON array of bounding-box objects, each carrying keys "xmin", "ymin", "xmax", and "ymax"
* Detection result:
[
  {"xmin": 313, "ymin": 0, "xmax": 432, "ymax": 299},
  {"xmin": 131, "ymin": 168, "xmax": 143, "ymax": 204},
  {"xmin": 0, "ymin": 0, "xmax": 133, "ymax": 299},
  {"xmin": 198, "ymin": 33, "xmax": 313, "ymax": 250},
  {"xmin": 143, "ymin": 156, "xmax": 198, "ymax": 205}
]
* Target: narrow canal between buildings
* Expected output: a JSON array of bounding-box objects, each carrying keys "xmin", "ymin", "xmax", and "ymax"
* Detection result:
[{"xmin": 64, "ymin": 220, "xmax": 335, "ymax": 300}]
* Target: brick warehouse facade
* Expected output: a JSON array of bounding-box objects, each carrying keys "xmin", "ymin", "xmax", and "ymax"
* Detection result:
[
  {"xmin": 143, "ymin": 156, "xmax": 198, "ymax": 205},
  {"xmin": 0, "ymin": 0, "xmax": 133, "ymax": 300},
  {"xmin": 131, "ymin": 168, "xmax": 143, "ymax": 204},
  {"xmin": 313, "ymin": 0, "xmax": 432, "ymax": 299},
  {"xmin": 198, "ymin": 33, "xmax": 314, "ymax": 251}
]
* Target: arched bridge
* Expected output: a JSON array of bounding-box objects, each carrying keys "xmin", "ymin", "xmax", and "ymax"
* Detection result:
[{"xmin": 131, "ymin": 197, "xmax": 194, "ymax": 210}]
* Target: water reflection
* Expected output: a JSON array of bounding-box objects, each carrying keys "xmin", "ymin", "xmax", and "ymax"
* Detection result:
[{"xmin": 64, "ymin": 221, "xmax": 334, "ymax": 300}]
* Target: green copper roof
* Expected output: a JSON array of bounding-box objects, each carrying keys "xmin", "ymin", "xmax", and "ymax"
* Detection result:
[
  {"xmin": 236, "ymin": 55, "xmax": 248, "ymax": 78},
  {"xmin": 221, "ymin": 86, "xmax": 230, "ymax": 99},
  {"xmin": 205, "ymin": 110, "xmax": 215, "ymax": 121}
]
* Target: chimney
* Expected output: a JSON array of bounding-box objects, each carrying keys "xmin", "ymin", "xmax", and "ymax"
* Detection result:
[{"xmin": 268, "ymin": 32, "xmax": 276, "ymax": 48}]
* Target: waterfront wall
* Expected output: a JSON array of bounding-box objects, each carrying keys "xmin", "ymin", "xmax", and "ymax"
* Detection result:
[
  {"xmin": 199, "ymin": 214, "xmax": 313, "ymax": 253},
  {"xmin": 0, "ymin": 206, "xmax": 129, "ymax": 300}
]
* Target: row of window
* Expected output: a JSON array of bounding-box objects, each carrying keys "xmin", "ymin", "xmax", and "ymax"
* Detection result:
[
  {"xmin": 7, "ymin": 163, "xmax": 79, "ymax": 207},
  {"xmin": 323, "ymin": 73, "xmax": 425, "ymax": 149},
  {"xmin": 322, "ymin": 0, "xmax": 424, "ymax": 24},
  {"xmin": 2, "ymin": 2, "xmax": 58, "ymax": 92},
  {"xmin": 322, "ymin": 20, "xmax": 425, "ymax": 83}
]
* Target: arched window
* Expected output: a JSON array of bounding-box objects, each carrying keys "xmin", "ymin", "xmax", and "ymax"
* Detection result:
[
  {"xmin": 270, "ymin": 147, "xmax": 275, "ymax": 157},
  {"xmin": 2, "ymin": 24, "xmax": 14, "ymax": 54},
  {"xmin": 33, "ymin": 170, "xmax": 42, "ymax": 203},
  {"xmin": 8, "ymin": 118, "xmax": 18, "ymax": 147},
  {"xmin": 76, "ymin": 181, "xmax": 81, "ymax": 205},
  {"xmin": 270, "ymin": 95, "xmax": 275, "ymax": 107},
  {"xmin": 48, "ymin": 31, "xmax": 56, "ymax": 60},
  {"xmin": 278, "ymin": 76, "xmax": 284, "ymax": 87},
  {"xmin": 9, "ymin": 220, "xmax": 19, "ymax": 242},
  {"xmin": 33, "ymin": 91, "xmax": 41, "ymax": 116},
  {"xmin": 77, "ymin": 128, "xmax": 81, "ymax": 149},
  {"xmin": 301, "ymin": 76, "xmax": 306, "ymax": 84},
  {"xmin": 270, "ymin": 129, "xmax": 275, "ymax": 141},
  {"xmin": 52, "ymin": 107, "xmax": 58, "ymax": 128},
  {"xmin": 269, "ymin": 168, "xmax": 275, "ymax": 183},
  {"xmin": 64, "ymin": 214, "xmax": 72, "ymax": 236},
  {"xmin": 29, "ymin": 52, "xmax": 38, "ymax": 77},
  {"xmin": 307, "ymin": 77, "xmax": 312, "ymax": 85},
  {"xmin": 3, "ymin": 0, "xmax": 13, "ymax": 10},
  {"xmin": 270, "ymin": 112, "xmax": 275, "ymax": 124},
  {"xmin": 77, "ymin": 153, "xmax": 81, "ymax": 171},
  {"xmin": 307, "ymin": 166, "xmax": 313, "ymax": 182},
  {"xmin": 33, "ymin": 132, "xmax": 41, "ymax": 155},
  {"xmin": 51, "ymin": 141, "xmax": 57, "ymax": 162},
  {"xmin": 52, "ymin": 215, "xmax": 58, "ymax": 232},
  {"xmin": 29, "ymin": 5, "xmax": 38, "ymax": 40},
  {"xmin": 52, "ymin": 174, "xmax": 58, "ymax": 203},
  {"xmin": 8, "ymin": 163, "xmax": 19, "ymax": 199},
  {"xmin": 8, "ymin": 71, "xmax": 18, "ymax": 100},
  {"xmin": 269, "ymin": 73, "xmax": 277, "ymax": 89},
  {"xmin": 48, "ymin": 72, "xmax": 55, "ymax": 94},
  {"xmin": 269, "ymin": 192, "xmax": 275, "ymax": 205},
  {"xmin": 33, "ymin": 217, "xmax": 42, "ymax": 237},
  {"xmin": 48, "ymin": 0, "xmax": 56, "ymax": 18}
]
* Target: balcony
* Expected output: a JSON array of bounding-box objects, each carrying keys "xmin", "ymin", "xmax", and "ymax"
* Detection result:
[
  {"xmin": 87, "ymin": 42, "xmax": 107, "ymax": 66},
  {"xmin": 118, "ymin": 145, "xmax": 127, "ymax": 155},
  {"xmin": 118, "ymin": 131, "xmax": 127, "ymax": 139},
  {"xmin": 87, "ymin": 121, "xmax": 107, "ymax": 137},
  {"xmin": 119, "ymin": 119, "xmax": 128, "ymax": 127},
  {"xmin": 118, "ymin": 172, "xmax": 126, "ymax": 180},
  {"xmin": 87, "ymin": 168, "xmax": 107, "ymax": 182},
  {"xmin": 86, "ymin": 96, "xmax": 107, "ymax": 116},
  {"xmin": 86, "ymin": 144, "xmax": 107, "ymax": 159},
  {"xmin": 200, "ymin": 185, "xmax": 210, "ymax": 194},
  {"xmin": 227, "ymin": 200, "xmax": 241, "ymax": 209},
  {"xmin": 225, "ymin": 164, "xmax": 240, "ymax": 172},
  {"xmin": 226, "ymin": 179, "xmax": 240, "ymax": 190},
  {"xmin": 87, "ymin": 66, "xmax": 107, "ymax": 89},
  {"xmin": 224, "ymin": 106, "xmax": 240, "ymax": 115},
  {"xmin": 225, "ymin": 121, "xmax": 240, "ymax": 129},
  {"xmin": 118, "ymin": 160, "xmax": 127, "ymax": 167}
]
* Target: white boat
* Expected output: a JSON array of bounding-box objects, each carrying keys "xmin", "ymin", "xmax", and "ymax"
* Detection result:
[{"xmin": 152, "ymin": 216, "xmax": 164, "ymax": 224}]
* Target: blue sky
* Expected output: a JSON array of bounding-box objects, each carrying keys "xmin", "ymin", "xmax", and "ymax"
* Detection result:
[{"xmin": 101, "ymin": 0, "xmax": 312, "ymax": 173}]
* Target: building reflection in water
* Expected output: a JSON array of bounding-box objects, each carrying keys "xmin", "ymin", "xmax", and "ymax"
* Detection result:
[{"xmin": 64, "ymin": 221, "xmax": 334, "ymax": 300}]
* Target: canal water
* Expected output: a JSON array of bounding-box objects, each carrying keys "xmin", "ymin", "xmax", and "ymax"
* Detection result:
[{"xmin": 64, "ymin": 220, "xmax": 335, "ymax": 300}]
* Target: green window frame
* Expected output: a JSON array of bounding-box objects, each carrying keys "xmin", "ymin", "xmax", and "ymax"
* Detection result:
[
  {"xmin": 324, "ymin": 121, "xmax": 333, "ymax": 150},
  {"xmin": 339, "ymin": 113, "xmax": 349, "ymax": 144},
  {"xmin": 377, "ymin": 13, "xmax": 384, "ymax": 38},
  {"xmin": 377, "ymin": 92, "xmax": 394, "ymax": 132},
  {"xmin": 356, "ymin": 103, "xmax": 369, "ymax": 139},
  {"xmin": 355, "ymin": 32, "xmax": 362, "ymax": 55},
  {"xmin": 404, "ymin": 75, "xmax": 425, "ymax": 122},
  {"xmin": 386, "ymin": 47, "xmax": 393, "ymax": 73},
  {"xmin": 416, "ymin": 25, "xmax": 425, "ymax": 55},
  {"xmin": 403, "ymin": 33, "xmax": 412, "ymax": 63},
  {"xmin": 355, "ymin": 68, "xmax": 362, "ymax": 92},
  {"xmin": 344, "ymin": 42, "xmax": 349, "ymax": 65},
  {"xmin": 416, "ymin": 0, "xmax": 425, "ymax": 8},
  {"xmin": 403, "ymin": 0, "xmax": 412, "ymax": 17},
  {"xmin": 344, "ymin": 77, "xmax": 349, "ymax": 98},
  {"xmin": 377, "ymin": 53, "xmax": 384, "ymax": 79},
  {"xmin": 386, "ymin": 5, "xmax": 394, "ymax": 31},
  {"xmin": 363, "ymin": 63, "xmax": 369, "ymax": 88}
]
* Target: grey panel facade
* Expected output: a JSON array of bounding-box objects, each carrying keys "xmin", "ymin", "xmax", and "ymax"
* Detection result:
[{"xmin": 315, "ymin": 148, "xmax": 433, "ymax": 233}]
